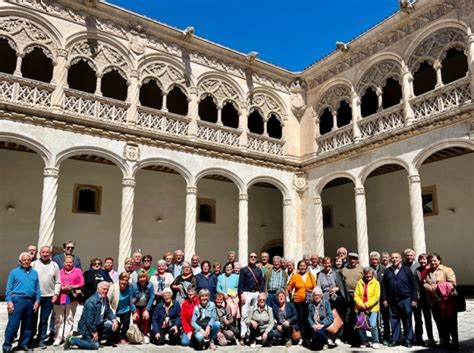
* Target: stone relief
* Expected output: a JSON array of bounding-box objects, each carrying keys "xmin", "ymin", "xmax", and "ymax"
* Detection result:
[
  {"xmin": 190, "ymin": 52, "xmax": 245, "ymax": 77},
  {"xmin": 357, "ymin": 60, "xmax": 402, "ymax": 95},
  {"xmin": 0, "ymin": 16, "xmax": 54, "ymax": 52},
  {"xmin": 128, "ymin": 26, "xmax": 147, "ymax": 55},
  {"xmin": 198, "ymin": 78, "xmax": 241, "ymax": 107},
  {"xmin": 293, "ymin": 172, "xmax": 308, "ymax": 195},
  {"xmin": 249, "ymin": 92, "xmax": 283, "ymax": 120},
  {"xmin": 123, "ymin": 143, "xmax": 140, "ymax": 161},
  {"xmin": 316, "ymin": 84, "xmax": 351, "ymax": 116},
  {"xmin": 289, "ymin": 78, "xmax": 307, "ymax": 118},
  {"xmin": 141, "ymin": 62, "xmax": 186, "ymax": 92}
]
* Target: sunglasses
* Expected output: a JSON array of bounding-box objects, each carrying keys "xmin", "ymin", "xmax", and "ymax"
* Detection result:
[
  {"xmin": 66, "ymin": 247, "xmax": 75, "ymax": 250},
  {"xmin": 143, "ymin": 259, "xmax": 151, "ymax": 263},
  {"xmin": 250, "ymin": 255, "xmax": 257, "ymax": 258},
  {"xmin": 93, "ymin": 262, "xmax": 102, "ymax": 266}
]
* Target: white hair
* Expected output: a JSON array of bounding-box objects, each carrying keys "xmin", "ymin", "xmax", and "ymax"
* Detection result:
[{"xmin": 19, "ymin": 252, "xmax": 31, "ymax": 261}]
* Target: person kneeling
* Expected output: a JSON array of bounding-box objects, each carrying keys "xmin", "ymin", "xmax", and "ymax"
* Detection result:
[
  {"xmin": 246, "ymin": 292, "xmax": 274, "ymax": 347},
  {"xmin": 307, "ymin": 287, "xmax": 334, "ymax": 350},
  {"xmin": 152, "ymin": 288, "xmax": 181, "ymax": 345},
  {"xmin": 64, "ymin": 281, "xmax": 119, "ymax": 350},
  {"xmin": 269, "ymin": 290, "xmax": 298, "ymax": 347},
  {"xmin": 215, "ymin": 293, "xmax": 239, "ymax": 346},
  {"xmin": 191, "ymin": 289, "xmax": 219, "ymax": 350}
]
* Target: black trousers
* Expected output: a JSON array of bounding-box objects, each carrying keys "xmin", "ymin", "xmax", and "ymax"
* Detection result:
[
  {"xmin": 154, "ymin": 326, "xmax": 180, "ymax": 345},
  {"xmin": 294, "ymin": 301, "xmax": 309, "ymax": 340}
]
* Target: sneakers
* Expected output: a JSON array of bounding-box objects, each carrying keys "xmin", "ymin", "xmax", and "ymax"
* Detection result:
[
  {"xmin": 143, "ymin": 336, "xmax": 150, "ymax": 344},
  {"xmin": 209, "ymin": 341, "xmax": 217, "ymax": 350},
  {"xmin": 372, "ymin": 342, "xmax": 380, "ymax": 349},
  {"xmin": 53, "ymin": 337, "xmax": 62, "ymax": 346},
  {"xmin": 285, "ymin": 339, "xmax": 292, "ymax": 347},
  {"xmin": 250, "ymin": 341, "xmax": 257, "ymax": 348},
  {"xmin": 334, "ymin": 338, "xmax": 342, "ymax": 346},
  {"xmin": 327, "ymin": 338, "xmax": 336, "ymax": 347},
  {"xmin": 63, "ymin": 335, "xmax": 74, "ymax": 350},
  {"xmin": 360, "ymin": 343, "xmax": 368, "ymax": 348}
]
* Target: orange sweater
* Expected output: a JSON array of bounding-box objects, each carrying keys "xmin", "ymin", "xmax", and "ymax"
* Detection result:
[{"xmin": 287, "ymin": 272, "xmax": 316, "ymax": 303}]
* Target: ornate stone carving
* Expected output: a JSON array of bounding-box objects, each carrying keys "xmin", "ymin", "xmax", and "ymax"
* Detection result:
[
  {"xmin": 252, "ymin": 73, "xmax": 290, "ymax": 92},
  {"xmin": 357, "ymin": 60, "xmax": 402, "ymax": 95},
  {"xmin": 123, "ymin": 143, "xmax": 140, "ymax": 161},
  {"xmin": 43, "ymin": 167, "xmax": 59, "ymax": 177},
  {"xmin": 239, "ymin": 193, "xmax": 249, "ymax": 201},
  {"xmin": 408, "ymin": 27, "xmax": 467, "ymax": 72},
  {"xmin": 148, "ymin": 37, "xmax": 182, "ymax": 56},
  {"xmin": 0, "ymin": 16, "xmax": 54, "ymax": 53},
  {"xmin": 293, "ymin": 172, "xmax": 308, "ymax": 195},
  {"xmin": 198, "ymin": 78, "xmax": 241, "ymax": 107},
  {"xmin": 354, "ymin": 187, "xmax": 365, "ymax": 195},
  {"xmin": 191, "ymin": 51, "xmax": 245, "ymax": 77},
  {"xmin": 141, "ymin": 62, "xmax": 186, "ymax": 92},
  {"xmin": 408, "ymin": 174, "xmax": 421, "ymax": 183},
  {"xmin": 122, "ymin": 177, "xmax": 136, "ymax": 187},
  {"xmin": 249, "ymin": 92, "xmax": 283, "ymax": 120},
  {"xmin": 186, "ymin": 186, "xmax": 197, "ymax": 194},
  {"xmin": 316, "ymin": 84, "xmax": 351, "ymax": 115},
  {"xmin": 290, "ymin": 78, "xmax": 307, "ymax": 118},
  {"xmin": 128, "ymin": 26, "xmax": 147, "ymax": 55}
]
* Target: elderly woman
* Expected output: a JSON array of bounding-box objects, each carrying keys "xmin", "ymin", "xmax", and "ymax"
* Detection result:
[
  {"xmin": 214, "ymin": 292, "xmax": 238, "ymax": 346},
  {"xmin": 131, "ymin": 270, "xmax": 155, "ymax": 343},
  {"xmin": 213, "ymin": 262, "xmax": 221, "ymax": 276},
  {"xmin": 216, "ymin": 262, "xmax": 240, "ymax": 318},
  {"xmin": 123, "ymin": 257, "xmax": 134, "ymax": 279},
  {"xmin": 181, "ymin": 285, "xmax": 199, "ymax": 347},
  {"xmin": 150, "ymin": 259, "xmax": 174, "ymax": 304},
  {"xmin": 108, "ymin": 272, "xmax": 135, "ymax": 344},
  {"xmin": 354, "ymin": 267, "xmax": 380, "ymax": 349},
  {"xmin": 423, "ymin": 253, "xmax": 458, "ymax": 349},
  {"xmin": 246, "ymin": 292, "xmax": 274, "ymax": 348},
  {"xmin": 82, "ymin": 258, "xmax": 112, "ymax": 302},
  {"xmin": 414, "ymin": 253, "xmax": 435, "ymax": 346},
  {"xmin": 53, "ymin": 255, "xmax": 84, "ymax": 346},
  {"xmin": 191, "ymin": 289, "xmax": 218, "ymax": 350},
  {"xmin": 233, "ymin": 262, "xmax": 241, "ymax": 275},
  {"xmin": 269, "ymin": 290, "xmax": 297, "ymax": 347},
  {"xmin": 151, "ymin": 288, "xmax": 181, "ymax": 345},
  {"xmin": 171, "ymin": 261, "xmax": 196, "ymax": 304},
  {"xmin": 287, "ymin": 259, "xmax": 316, "ymax": 342},
  {"xmin": 132, "ymin": 255, "xmax": 156, "ymax": 283},
  {"xmin": 196, "ymin": 260, "xmax": 218, "ymax": 301},
  {"xmin": 308, "ymin": 287, "xmax": 334, "ymax": 350}
]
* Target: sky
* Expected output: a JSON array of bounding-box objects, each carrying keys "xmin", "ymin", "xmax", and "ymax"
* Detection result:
[{"xmin": 106, "ymin": 0, "xmax": 400, "ymax": 72}]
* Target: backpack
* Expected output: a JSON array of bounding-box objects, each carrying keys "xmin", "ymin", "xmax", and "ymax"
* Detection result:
[{"xmin": 126, "ymin": 323, "xmax": 144, "ymax": 344}]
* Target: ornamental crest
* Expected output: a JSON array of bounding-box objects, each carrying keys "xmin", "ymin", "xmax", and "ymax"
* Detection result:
[
  {"xmin": 293, "ymin": 172, "xmax": 308, "ymax": 195},
  {"xmin": 290, "ymin": 78, "xmax": 307, "ymax": 119},
  {"xmin": 123, "ymin": 143, "xmax": 140, "ymax": 162},
  {"xmin": 198, "ymin": 79, "xmax": 240, "ymax": 106}
]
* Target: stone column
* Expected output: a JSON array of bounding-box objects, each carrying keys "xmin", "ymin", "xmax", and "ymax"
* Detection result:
[
  {"xmin": 95, "ymin": 74, "xmax": 102, "ymax": 96},
  {"xmin": 314, "ymin": 196, "xmax": 325, "ymax": 256},
  {"xmin": 216, "ymin": 106, "xmax": 223, "ymax": 125},
  {"xmin": 401, "ymin": 63, "xmax": 415, "ymax": 125},
  {"xmin": 354, "ymin": 187, "xmax": 369, "ymax": 266},
  {"xmin": 434, "ymin": 60, "xmax": 444, "ymax": 88},
  {"xmin": 118, "ymin": 177, "xmax": 135, "ymax": 269},
  {"xmin": 408, "ymin": 174, "xmax": 426, "ymax": 255},
  {"xmin": 126, "ymin": 70, "xmax": 139, "ymax": 127},
  {"xmin": 283, "ymin": 198, "xmax": 292, "ymax": 260},
  {"xmin": 185, "ymin": 186, "xmax": 197, "ymax": 262},
  {"xmin": 331, "ymin": 110, "xmax": 338, "ymax": 131},
  {"xmin": 51, "ymin": 49, "xmax": 68, "ymax": 110},
  {"xmin": 239, "ymin": 102, "xmax": 248, "ymax": 150},
  {"xmin": 188, "ymin": 87, "xmax": 199, "ymax": 139},
  {"xmin": 263, "ymin": 118, "xmax": 269, "ymax": 137},
  {"xmin": 376, "ymin": 86, "xmax": 383, "ymax": 111},
  {"xmin": 238, "ymin": 193, "xmax": 249, "ymax": 266},
  {"xmin": 351, "ymin": 90, "xmax": 362, "ymax": 142},
  {"xmin": 467, "ymin": 28, "xmax": 474, "ymax": 99},
  {"xmin": 14, "ymin": 52, "xmax": 24, "ymax": 77},
  {"xmin": 38, "ymin": 167, "xmax": 59, "ymax": 248},
  {"xmin": 161, "ymin": 93, "xmax": 168, "ymax": 112}
]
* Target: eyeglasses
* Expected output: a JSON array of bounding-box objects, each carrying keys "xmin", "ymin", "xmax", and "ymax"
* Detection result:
[
  {"xmin": 249, "ymin": 255, "xmax": 257, "ymax": 258},
  {"xmin": 143, "ymin": 260, "xmax": 151, "ymax": 263},
  {"xmin": 66, "ymin": 247, "xmax": 74, "ymax": 250},
  {"xmin": 93, "ymin": 262, "xmax": 102, "ymax": 266}
]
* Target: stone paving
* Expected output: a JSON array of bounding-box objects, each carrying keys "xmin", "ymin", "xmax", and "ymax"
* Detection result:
[{"xmin": 1, "ymin": 300, "xmax": 473, "ymax": 352}]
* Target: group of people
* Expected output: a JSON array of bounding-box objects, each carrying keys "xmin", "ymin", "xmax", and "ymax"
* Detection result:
[{"xmin": 3, "ymin": 241, "xmax": 460, "ymax": 352}]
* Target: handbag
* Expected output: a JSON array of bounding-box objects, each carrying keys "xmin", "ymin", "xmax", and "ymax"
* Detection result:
[
  {"xmin": 126, "ymin": 323, "xmax": 145, "ymax": 344},
  {"xmin": 291, "ymin": 328, "xmax": 302, "ymax": 341},
  {"xmin": 354, "ymin": 311, "xmax": 370, "ymax": 330},
  {"xmin": 305, "ymin": 273, "xmax": 316, "ymax": 304},
  {"xmin": 326, "ymin": 309, "xmax": 343, "ymax": 335},
  {"xmin": 453, "ymin": 287, "xmax": 466, "ymax": 312},
  {"xmin": 69, "ymin": 288, "xmax": 84, "ymax": 304}
]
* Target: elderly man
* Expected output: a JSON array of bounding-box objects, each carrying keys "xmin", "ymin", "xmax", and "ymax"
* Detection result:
[
  {"xmin": 403, "ymin": 248, "xmax": 419, "ymax": 273},
  {"xmin": 309, "ymin": 254, "xmax": 321, "ymax": 276},
  {"xmin": 27, "ymin": 245, "xmax": 38, "ymax": 261},
  {"xmin": 380, "ymin": 252, "xmax": 390, "ymax": 267},
  {"xmin": 191, "ymin": 254, "xmax": 201, "ymax": 275},
  {"xmin": 336, "ymin": 247, "xmax": 348, "ymax": 265},
  {"xmin": 227, "ymin": 251, "xmax": 237, "ymax": 264},
  {"xmin": 257, "ymin": 252, "xmax": 272, "ymax": 275},
  {"xmin": 53, "ymin": 240, "xmax": 82, "ymax": 269},
  {"xmin": 30, "ymin": 245, "xmax": 61, "ymax": 348},
  {"xmin": 370, "ymin": 251, "xmax": 390, "ymax": 345},
  {"xmin": 103, "ymin": 257, "xmax": 118, "ymax": 282},
  {"xmin": 3, "ymin": 252, "xmax": 40, "ymax": 353},
  {"xmin": 131, "ymin": 250, "xmax": 143, "ymax": 271},
  {"xmin": 168, "ymin": 249, "xmax": 185, "ymax": 278},
  {"xmin": 381, "ymin": 252, "xmax": 418, "ymax": 348},
  {"xmin": 238, "ymin": 252, "xmax": 264, "ymax": 343},
  {"xmin": 264, "ymin": 256, "xmax": 288, "ymax": 308},
  {"xmin": 64, "ymin": 281, "xmax": 118, "ymax": 350}
]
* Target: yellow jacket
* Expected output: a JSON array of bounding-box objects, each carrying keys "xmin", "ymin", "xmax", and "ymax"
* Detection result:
[{"xmin": 354, "ymin": 277, "xmax": 380, "ymax": 312}]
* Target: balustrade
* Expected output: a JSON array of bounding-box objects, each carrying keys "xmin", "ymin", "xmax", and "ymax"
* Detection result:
[
  {"xmin": 247, "ymin": 132, "xmax": 285, "ymax": 156},
  {"xmin": 0, "ymin": 73, "xmax": 53, "ymax": 109},
  {"xmin": 196, "ymin": 120, "xmax": 241, "ymax": 147},
  {"xmin": 137, "ymin": 105, "xmax": 189, "ymax": 136}
]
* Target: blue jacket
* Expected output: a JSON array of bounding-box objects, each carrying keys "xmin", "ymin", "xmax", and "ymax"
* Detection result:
[
  {"xmin": 216, "ymin": 273, "xmax": 239, "ymax": 295},
  {"xmin": 151, "ymin": 299, "xmax": 181, "ymax": 335},
  {"xmin": 78, "ymin": 293, "xmax": 116, "ymax": 335},
  {"xmin": 381, "ymin": 264, "xmax": 418, "ymax": 303},
  {"xmin": 238, "ymin": 265, "xmax": 264, "ymax": 294},
  {"xmin": 52, "ymin": 253, "xmax": 82, "ymax": 270},
  {"xmin": 191, "ymin": 301, "xmax": 216, "ymax": 332},
  {"xmin": 308, "ymin": 299, "xmax": 334, "ymax": 328},
  {"xmin": 195, "ymin": 273, "xmax": 218, "ymax": 301},
  {"xmin": 5, "ymin": 266, "xmax": 41, "ymax": 303},
  {"xmin": 272, "ymin": 301, "xmax": 298, "ymax": 328},
  {"xmin": 131, "ymin": 282, "xmax": 155, "ymax": 311}
]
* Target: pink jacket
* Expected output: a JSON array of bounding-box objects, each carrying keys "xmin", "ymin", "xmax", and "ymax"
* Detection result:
[{"xmin": 59, "ymin": 267, "xmax": 85, "ymax": 304}]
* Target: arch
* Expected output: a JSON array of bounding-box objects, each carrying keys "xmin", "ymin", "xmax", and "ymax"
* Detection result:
[
  {"xmin": 56, "ymin": 146, "xmax": 128, "ymax": 177},
  {"xmin": 246, "ymin": 176, "xmax": 290, "ymax": 199},
  {"xmin": 195, "ymin": 168, "xmax": 245, "ymax": 194},
  {"xmin": 359, "ymin": 157, "xmax": 410, "ymax": 184},
  {"xmin": 0, "ymin": 132, "xmax": 52, "ymax": 167},
  {"xmin": 355, "ymin": 51, "xmax": 404, "ymax": 83},
  {"xmin": 138, "ymin": 55, "xmax": 188, "ymax": 92},
  {"xmin": 248, "ymin": 87, "xmax": 287, "ymax": 120},
  {"xmin": 134, "ymin": 158, "xmax": 193, "ymax": 186},
  {"xmin": 197, "ymin": 71, "xmax": 244, "ymax": 107},
  {"xmin": 315, "ymin": 172, "xmax": 357, "ymax": 195},
  {"xmin": 356, "ymin": 58, "xmax": 402, "ymax": 96},
  {"xmin": 413, "ymin": 139, "xmax": 474, "ymax": 171},
  {"xmin": 314, "ymin": 81, "xmax": 353, "ymax": 117}
]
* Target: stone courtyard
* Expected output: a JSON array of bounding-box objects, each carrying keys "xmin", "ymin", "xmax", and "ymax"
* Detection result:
[{"xmin": 1, "ymin": 300, "xmax": 473, "ymax": 352}]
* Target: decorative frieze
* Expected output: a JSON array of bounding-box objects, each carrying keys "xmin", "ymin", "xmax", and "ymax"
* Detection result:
[{"xmin": 0, "ymin": 16, "xmax": 54, "ymax": 53}]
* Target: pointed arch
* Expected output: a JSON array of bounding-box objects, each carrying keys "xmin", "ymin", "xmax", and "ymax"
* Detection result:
[
  {"xmin": 197, "ymin": 71, "xmax": 244, "ymax": 109},
  {"xmin": 138, "ymin": 54, "xmax": 188, "ymax": 92},
  {"xmin": 248, "ymin": 87, "xmax": 287, "ymax": 121},
  {"xmin": 314, "ymin": 81, "xmax": 353, "ymax": 117}
]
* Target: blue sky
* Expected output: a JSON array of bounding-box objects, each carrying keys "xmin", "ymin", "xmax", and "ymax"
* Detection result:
[{"xmin": 106, "ymin": 0, "xmax": 399, "ymax": 72}]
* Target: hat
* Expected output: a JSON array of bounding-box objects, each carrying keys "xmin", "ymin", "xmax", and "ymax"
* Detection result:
[{"xmin": 348, "ymin": 252, "xmax": 359, "ymax": 258}]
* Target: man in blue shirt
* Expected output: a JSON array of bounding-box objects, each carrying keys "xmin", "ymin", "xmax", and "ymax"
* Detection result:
[{"xmin": 3, "ymin": 252, "xmax": 40, "ymax": 352}]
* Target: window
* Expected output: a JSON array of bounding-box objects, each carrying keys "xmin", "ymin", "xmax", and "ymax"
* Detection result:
[
  {"xmin": 323, "ymin": 205, "xmax": 333, "ymax": 228},
  {"xmin": 72, "ymin": 184, "xmax": 102, "ymax": 215},
  {"xmin": 197, "ymin": 198, "xmax": 216, "ymax": 223},
  {"xmin": 422, "ymin": 185, "xmax": 438, "ymax": 216}
]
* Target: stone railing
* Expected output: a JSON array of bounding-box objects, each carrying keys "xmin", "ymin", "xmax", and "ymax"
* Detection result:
[
  {"xmin": 317, "ymin": 124, "xmax": 353, "ymax": 154},
  {"xmin": 411, "ymin": 77, "xmax": 471, "ymax": 121},
  {"xmin": 137, "ymin": 106, "xmax": 190, "ymax": 137},
  {"xmin": 358, "ymin": 104, "xmax": 404, "ymax": 140},
  {"xmin": 196, "ymin": 120, "xmax": 241, "ymax": 147},
  {"xmin": 0, "ymin": 73, "xmax": 53, "ymax": 109},
  {"xmin": 247, "ymin": 132, "xmax": 285, "ymax": 156},
  {"xmin": 64, "ymin": 89, "xmax": 129, "ymax": 125}
]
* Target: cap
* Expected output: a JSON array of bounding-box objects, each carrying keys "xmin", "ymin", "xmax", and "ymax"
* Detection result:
[{"xmin": 348, "ymin": 252, "xmax": 359, "ymax": 258}]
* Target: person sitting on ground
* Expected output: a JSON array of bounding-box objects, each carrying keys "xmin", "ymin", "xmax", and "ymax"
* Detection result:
[
  {"xmin": 171, "ymin": 261, "xmax": 196, "ymax": 304},
  {"xmin": 63, "ymin": 281, "xmax": 119, "ymax": 350},
  {"xmin": 191, "ymin": 289, "xmax": 218, "ymax": 350},
  {"xmin": 354, "ymin": 267, "xmax": 381, "ymax": 349},
  {"xmin": 269, "ymin": 289, "xmax": 297, "ymax": 347},
  {"xmin": 131, "ymin": 270, "xmax": 155, "ymax": 344},
  {"xmin": 180, "ymin": 285, "xmax": 199, "ymax": 347},
  {"xmin": 107, "ymin": 272, "xmax": 135, "ymax": 344},
  {"xmin": 196, "ymin": 260, "xmax": 218, "ymax": 301},
  {"xmin": 150, "ymin": 259, "xmax": 174, "ymax": 305},
  {"xmin": 307, "ymin": 287, "xmax": 334, "ymax": 350},
  {"xmin": 82, "ymin": 258, "xmax": 112, "ymax": 302},
  {"xmin": 214, "ymin": 293, "xmax": 238, "ymax": 346},
  {"xmin": 151, "ymin": 288, "xmax": 181, "ymax": 345},
  {"xmin": 246, "ymin": 292, "xmax": 274, "ymax": 348}
]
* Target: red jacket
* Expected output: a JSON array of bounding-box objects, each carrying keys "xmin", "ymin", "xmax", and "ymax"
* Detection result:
[{"xmin": 181, "ymin": 296, "xmax": 199, "ymax": 333}]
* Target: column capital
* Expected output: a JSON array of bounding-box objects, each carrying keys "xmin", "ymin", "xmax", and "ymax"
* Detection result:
[
  {"xmin": 44, "ymin": 167, "xmax": 59, "ymax": 178},
  {"xmin": 187, "ymin": 186, "xmax": 197, "ymax": 195},
  {"xmin": 354, "ymin": 187, "xmax": 365, "ymax": 195},
  {"xmin": 283, "ymin": 198, "xmax": 292, "ymax": 206},
  {"xmin": 189, "ymin": 86, "xmax": 198, "ymax": 96},
  {"xmin": 56, "ymin": 48, "xmax": 68, "ymax": 58},
  {"xmin": 314, "ymin": 196, "xmax": 322, "ymax": 205},
  {"xmin": 122, "ymin": 177, "xmax": 136, "ymax": 187},
  {"xmin": 433, "ymin": 60, "xmax": 442, "ymax": 70},
  {"xmin": 239, "ymin": 193, "xmax": 248, "ymax": 201},
  {"xmin": 408, "ymin": 174, "xmax": 421, "ymax": 183},
  {"xmin": 130, "ymin": 69, "xmax": 139, "ymax": 79}
]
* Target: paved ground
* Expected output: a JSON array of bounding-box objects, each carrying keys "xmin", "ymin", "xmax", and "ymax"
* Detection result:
[{"xmin": 1, "ymin": 300, "xmax": 473, "ymax": 352}]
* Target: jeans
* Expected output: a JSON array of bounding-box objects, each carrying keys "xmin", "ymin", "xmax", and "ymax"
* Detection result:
[
  {"xmin": 269, "ymin": 325, "xmax": 292, "ymax": 344},
  {"xmin": 266, "ymin": 292, "xmax": 277, "ymax": 308},
  {"xmin": 3, "ymin": 296, "xmax": 35, "ymax": 351},
  {"xmin": 358, "ymin": 312, "xmax": 379, "ymax": 343},
  {"xmin": 309, "ymin": 328, "xmax": 327, "ymax": 350},
  {"xmin": 181, "ymin": 332, "xmax": 192, "ymax": 346},
  {"xmin": 389, "ymin": 297, "xmax": 413, "ymax": 345},
  {"xmin": 194, "ymin": 321, "xmax": 220, "ymax": 342},
  {"xmin": 71, "ymin": 320, "xmax": 113, "ymax": 350},
  {"xmin": 117, "ymin": 311, "xmax": 131, "ymax": 340}
]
